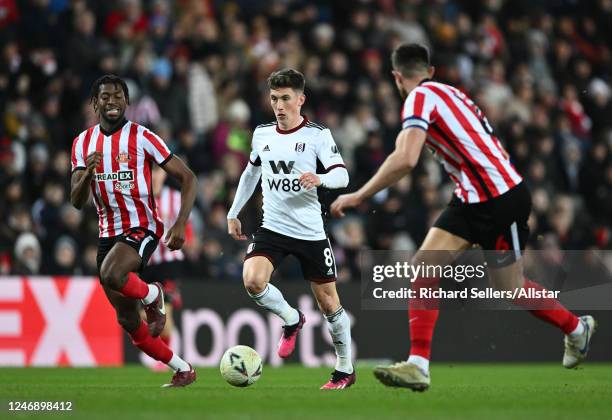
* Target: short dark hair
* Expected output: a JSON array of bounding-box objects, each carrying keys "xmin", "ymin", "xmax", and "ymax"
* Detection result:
[
  {"xmin": 391, "ymin": 43, "xmax": 431, "ymax": 78},
  {"xmin": 267, "ymin": 68, "xmax": 305, "ymax": 92},
  {"xmin": 90, "ymin": 74, "xmax": 130, "ymax": 104}
]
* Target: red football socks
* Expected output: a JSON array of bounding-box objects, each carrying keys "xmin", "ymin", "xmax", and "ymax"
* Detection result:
[
  {"xmin": 513, "ymin": 279, "xmax": 579, "ymax": 334},
  {"xmin": 119, "ymin": 272, "xmax": 149, "ymax": 299},
  {"xmin": 408, "ymin": 277, "xmax": 579, "ymax": 360},
  {"xmin": 129, "ymin": 321, "xmax": 172, "ymax": 364},
  {"xmin": 409, "ymin": 277, "xmax": 440, "ymax": 359}
]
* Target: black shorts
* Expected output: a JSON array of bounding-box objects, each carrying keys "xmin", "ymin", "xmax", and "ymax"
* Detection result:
[
  {"xmin": 96, "ymin": 227, "xmax": 159, "ymax": 275},
  {"xmin": 245, "ymin": 227, "xmax": 337, "ymax": 283},
  {"xmin": 433, "ymin": 182, "xmax": 532, "ymax": 268}
]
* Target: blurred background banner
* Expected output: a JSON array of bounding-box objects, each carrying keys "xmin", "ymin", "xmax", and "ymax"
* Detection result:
[
  {"xmin": 4, "ymin": 277, "xmax": 611, "ymax": 367},
  {"xmin": 0, "ymin": 276, "xmax": 122, "ymax": 367}
]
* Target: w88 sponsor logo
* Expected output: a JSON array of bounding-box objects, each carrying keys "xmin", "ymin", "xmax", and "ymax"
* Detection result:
[{"xmin": 267, "ymin": 178, "xmax": 301, "ymax": 192}]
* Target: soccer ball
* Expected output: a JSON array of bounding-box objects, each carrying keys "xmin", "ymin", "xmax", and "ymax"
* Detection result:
[{"xmin": 219, "ymin": 345, "xmax": 262, "ymax": 387}]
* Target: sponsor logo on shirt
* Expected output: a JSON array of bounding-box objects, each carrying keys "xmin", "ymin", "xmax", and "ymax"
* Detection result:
[{"xmin": 95, "ymin": 170, "xmax": 134, "ymax": 182}]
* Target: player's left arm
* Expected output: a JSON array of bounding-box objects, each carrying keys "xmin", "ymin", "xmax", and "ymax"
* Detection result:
[
  {"xmin": 330, "ymin": 128, "xmax": 426, "ymax": 217},
  {"xmin": 143, "ymin": 128, "xmax": 197, "ymax": 250},
  {"xmin": 299, "ymin": 129, "xmax": 349, "ymax": 190},
  {"xmin": 160, "ymin": 155, "xmax": 197, "ymax": 250}
]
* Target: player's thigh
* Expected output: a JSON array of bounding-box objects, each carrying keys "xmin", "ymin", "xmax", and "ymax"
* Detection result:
[
  {"xmin": 488, "ymin": 259, "xmax": 525, "ymax": 291},
  {"xmin": 243, "ymin": 228, "xmax": 287, "ymax": 289},
  {"xmin": 310, "ymin": 281, "xmax": 340, "ymax": 315},
  {"xmin": 99, "ymin": 241, "xmax": 142, "ymax": 281},
  {"xmin": 420, "ymin": 227, "xmax": 472, "ymax": 251},
  {"xmin": 478, "ymin": 183, "xmax": 531, "ymax": 279},
  {"xmin": 243, "ymin": 256, "xmax": 275, "ymax": 290},
  {"xmin": 415, "ymin": 227, "xmax": 472, "ymax": 268},
  {"xmin": 423, "ymin": 201, "xmax": 473, "ymax": 265}
]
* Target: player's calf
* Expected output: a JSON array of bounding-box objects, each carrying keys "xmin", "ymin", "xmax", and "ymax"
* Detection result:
[{"xmin": 116, "ymin": 310, "xmax": 142, "ymax": 333}]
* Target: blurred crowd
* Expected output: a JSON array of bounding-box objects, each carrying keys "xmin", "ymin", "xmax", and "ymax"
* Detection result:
[{"xmin": 0, "ymin": 0, "xmax": 610, "ymax": 282}]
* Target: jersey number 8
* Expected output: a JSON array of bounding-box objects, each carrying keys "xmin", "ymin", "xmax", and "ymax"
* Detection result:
[{"xmin": 324, "ymin": 248, "xmax": 333, "ymax": 267}]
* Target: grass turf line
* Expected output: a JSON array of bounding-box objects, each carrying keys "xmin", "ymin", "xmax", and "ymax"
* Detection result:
[{"xmin": 0, "ymin": 364, "xmax": 611, "ymax": 420}]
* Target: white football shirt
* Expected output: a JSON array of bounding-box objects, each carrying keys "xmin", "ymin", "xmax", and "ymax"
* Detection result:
[{"xmin": 249, "ymin": 117, "xmax": 345, "ymax": 240}]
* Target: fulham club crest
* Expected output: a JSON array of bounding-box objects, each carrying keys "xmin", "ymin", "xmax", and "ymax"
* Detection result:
[
  {"xmin": 295, "ymin": 142, "xmax": 305, "ymax": 153},
  {"xmin": 116, "ymin": 152, "xmax": 131, "ymax": 163}
]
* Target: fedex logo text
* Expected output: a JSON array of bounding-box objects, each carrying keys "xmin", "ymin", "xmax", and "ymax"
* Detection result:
[{"xmin": 0, "ymin": 277, "xmax": 122, "ymax": 366}]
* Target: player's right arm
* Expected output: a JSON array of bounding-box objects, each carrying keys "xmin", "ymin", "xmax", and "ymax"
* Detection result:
[
  {"xmin": 70, "ymin": 151, "xmax": 102, "ymax": 209},
  {"xmin": 227, "ymin": 151, "xmax": 262, "ymax": 240}
]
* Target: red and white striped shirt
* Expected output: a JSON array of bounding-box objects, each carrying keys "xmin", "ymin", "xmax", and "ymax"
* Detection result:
[
  {"xmin": 148, "ymin": 186, "xmax": 193, "ymax": 265},
  {"xmin": 70, "ymin": 120, "xmax": 173, "ymax": 238},
  {"xmin": 402, "ymin": 80, "xmax": 522, "ymax": 203}
]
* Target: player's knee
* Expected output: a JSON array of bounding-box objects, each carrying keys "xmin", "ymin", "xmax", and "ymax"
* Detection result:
[
  {"xmin": 243, "ymin": 270, "xmax": 268, "ymax": 295},
  {"xmin": 100, "ymin": 264, "xmax": 125, "ymax": 290},
  {"xmin": 98, "ymin": 263, "xmax": 113, "ymax": 287}
]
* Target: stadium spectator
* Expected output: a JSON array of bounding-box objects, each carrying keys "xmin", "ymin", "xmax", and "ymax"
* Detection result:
[{"xmin": 0, "ymin": 0, "xmax": 610, "ymax": 280}]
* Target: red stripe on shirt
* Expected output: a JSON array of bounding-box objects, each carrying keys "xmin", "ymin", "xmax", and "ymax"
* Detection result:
[
  {"xmin": 128, "ymin": 123, "xmax": 151, "ymax": 231},
  {"xmin": 110, "ymin": 129, "xmax": 131, "ymax": 232},
  {"xmin": 95, "ymin": 130, "xmax": 116, "ymax": 237},
  {"xmin": 445, "ymin": 86, "xmax": 517, "ymax": 189},
  {"xmin": 424, "ymin": 136, "xmax": 469, "ymax": 202},
  {"xmin": 71, "ymin": 136, "xmax": 79, "ymax": 169},
  {"xmin": 431, "ymin": 116, "xmax": 489, "ymax": 201},
  {"xmin": 81, "ymin": 127, "xmax": 94, "ymax": 166},
  {"xmin": 80, "ymin": 128, "xmax": 107, "ymax": 228},
  {"xmin": 427, "ymin": 107, "xmax": 484, "ymax": 201},
  {"xmin": 426, "ymin": 85, "xmax": 501, "ymax": 197},
  {"xmin": 413, "ymin": 91, "xmax": 425, "ymax": 117},
  {"xmin": 143, "ymin": 130, "xmax": 170, "ymax": 159}
]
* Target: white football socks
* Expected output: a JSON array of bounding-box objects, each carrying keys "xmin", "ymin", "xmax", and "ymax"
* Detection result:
[
  {"xmin": 407, "ymin": 355, "xmax": 429, "ymax": 374},
  {"xmin": 142, "ymin": 284, "xmax": 159, "ymax": 305},
  {"xmin": 249, "ymin": 284, "xmax": 300, "ymax": 326},
  {"xmin": 167, "ymin": 353, "xmax": 190, "ymax": 372},
  {"xmin": 325, "ymin": 306, "xmax": 353, "ymax": 374}
]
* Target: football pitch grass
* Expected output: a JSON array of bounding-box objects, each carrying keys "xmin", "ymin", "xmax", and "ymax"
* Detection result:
[{"xmin": 1, "ymin": 364, "xmax": 611, "ymax": 420}]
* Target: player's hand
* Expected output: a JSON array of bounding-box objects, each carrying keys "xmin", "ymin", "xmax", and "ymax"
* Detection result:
[
  {"xmin": 299, "ymin": 172, "xmax": 321, "ymax": 190},
  {"xmin": 228, "ymin": 218, "xmax": 247, "ymax": 240},
  {"xmin": 86, "ymin": 151, "xmax": 103, "ymax": 175},
  {"xmin": 164, "ymin": 221, "xmax": 186, "ymax": 250},
  {"xmin": 331, "ymin": 192, "xmax": 363, "ymax": 218}
]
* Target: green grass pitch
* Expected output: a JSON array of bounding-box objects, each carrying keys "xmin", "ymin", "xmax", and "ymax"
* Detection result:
[{"xmin": 1, "ymin": 364, "xmax": 611, "ymax": 419}]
